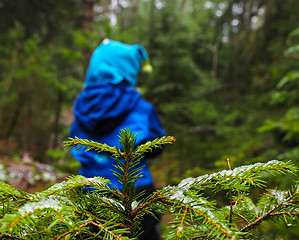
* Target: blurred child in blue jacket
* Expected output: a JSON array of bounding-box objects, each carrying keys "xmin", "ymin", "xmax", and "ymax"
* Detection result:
[{"xmin": 70, "ymin": 39, "xmax": 165, "ymax": 240}]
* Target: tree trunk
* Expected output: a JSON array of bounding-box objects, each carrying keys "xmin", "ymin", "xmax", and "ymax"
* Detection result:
[
  {"xmin": 50, "ymin": 90, "xmax": 64, "ymax": 150},
  {"xmin": 82, "ymin": 0, "xmax": 94, "ymax": 30},
  {"xmin": 5, "ymin": 97, "xmax": 23, "ymax": 139},
  {"xmin": 147, "ymin": 0, "xmax": 155, "ymax": 51},
  {"xmin": 81, "ymin": 0, "xmax": 95, "ymax": 66}
]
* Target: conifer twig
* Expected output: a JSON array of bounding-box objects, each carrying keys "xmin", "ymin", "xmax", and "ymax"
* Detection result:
[
  {"xmin": 226, "ymin": 158, "xmax": 232, "ymax": 171},
  {"xmin": 240, "ymin": 190, "xmax": 299, "ymax": 232},
  {"xmin": 161, "ymin": 198, "xmax": 236, "ymax": 239},
  {"xmin": 131, "ymin": 193, "xmax": 162, "ymax": 216},
  {"xmin": 54, "ymin": 221, "xmax": 92, "ymax": 240},
  {"xmin": 0, "ymin": 232, "xmax": 25, "ymax": 240},
  {"xmin": 232, "ymin": 211, "xmax": 249, "ymax": 224},
  {"xmin": 176, "ymin": 208, "xmax": 188, "ymax": 237},
  {"xmin": 227, "ymin": 158, "xmax": 233, "ymax": 224},
  {"xmin": 270, "ymin": 212, "xmax": 299, "ymax": 216},
  {"xmin": 91, "ymin": 221, "xmax": 123, "ymax": 240}
]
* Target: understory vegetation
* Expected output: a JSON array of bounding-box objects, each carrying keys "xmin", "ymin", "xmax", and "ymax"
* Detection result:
[{"xmin": 0, "ymin": 130, "xmax": 298, "ymax": 239}]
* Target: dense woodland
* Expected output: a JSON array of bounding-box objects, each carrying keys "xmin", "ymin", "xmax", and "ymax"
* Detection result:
[
  {"xmin": 0, "ymin": 0, "xmax": 299, "ymax": 238},
  {"xmin": 0, "ymin": 0, "xmax": 299, "ymax": 196}
]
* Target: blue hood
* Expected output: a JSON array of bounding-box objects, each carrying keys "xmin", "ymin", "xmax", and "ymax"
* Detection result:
[
  {"xmin": 84, "ymin": 39, "xmax": 148, "ymax": 88},
  {"xmin": 73, "ymin": 83, "xmax": 140, "ymax": 135}
]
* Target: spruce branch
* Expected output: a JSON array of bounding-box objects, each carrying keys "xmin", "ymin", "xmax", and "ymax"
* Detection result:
[
  {"xmin": 160, "ymin": 192, "xmax": 238, "ymax": 239},
  {"xmin": 240, "ymin": 202, "xmax": 286, "ymax": 232},
  {"xmin": 131, "ymin": 192, "xmax": 163, "ymax": 217},
  {"xmin": 176, "ymin": 207, "xmax": 188, "ymax": 238},
  {"xmin": 133, "ymin": 135, "xmax": 176, "ymax": 159},
  {"xmin": 53, "ymin": 221, "xmax": 92, "ymax": 240},
  {"xmin": 0, "ymin": 181, "xmax": 35, "ymax": 202},
  {"xmin": 65, "ymin": 129, "xmax": 175, "ymax": 239},
  {"xmin": 270, "ymin": 211, "xmax": 299, "ymax": 216},
  {"xmin": 0, "ymin": 232, "xmax": 25, "ymax": 240},
  {"xmin": 1, "ymin": 130, "xmax": 298, "ymax": 239},
  {"xmin": 171, "ymin": 160, "xmax": 297, "ymax": 194},
  {"xmin": 40, "ymin": 175, "xmax": 110, "ymax": 197},
  {"xmin": 90, "ymin": 221, "xmax": 123, "ymax": 240},
  {"xmin": 227, "ymin": 158, "xmax": 233, "ymax": 224},
  {"xmin": 64, "ymin": 137, "xmax": 118, "ymax": 155},
  {"xmin": 55, "ymin": 219, "xmax": 127, "ymax": 240},
  {"xmin": 232, "ymin": 211, "xmax": 249, "ymax": 224},
  {"xmin": 73, "ymin": 209, "xmax": 127, "ymax": 230},
  {"xmin": 240, "ymin": 187, "xmax": 299, "ymax": 232}
]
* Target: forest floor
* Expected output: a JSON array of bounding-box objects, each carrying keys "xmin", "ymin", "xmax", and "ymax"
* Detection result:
[{"xmin": 0, "ymin": 156, "xmax": 68, "ymax": 193}]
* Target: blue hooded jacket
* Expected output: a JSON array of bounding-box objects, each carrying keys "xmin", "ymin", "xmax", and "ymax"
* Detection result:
[{"xmin": 70, "ymin": 39, "xmax": 165, "ymax": 190}]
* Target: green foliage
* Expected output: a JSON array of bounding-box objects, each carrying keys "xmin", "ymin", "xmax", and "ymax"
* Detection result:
[
  {"xmin": 1, "ymin": 1, "xmax": 299, "ymax": 237},
  {"xmin": 0, "ymin": 130, "xmax": 298, "ymax": 239},
  {"xmin": 0, "ymin": 22, "xmax": 84, "ymax": 160},
  {"xmin": 1, "ymin": 0, "xmax": 299, "ymax": 175},
  {"xmin": 259, "ymin": 26, "xmax": 299, "ymax": 165}
]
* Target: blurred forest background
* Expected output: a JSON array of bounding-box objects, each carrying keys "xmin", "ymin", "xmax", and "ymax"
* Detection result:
[{"xmin": 0, "ymin": 0, "xmax": 299, "ymax": 198}]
